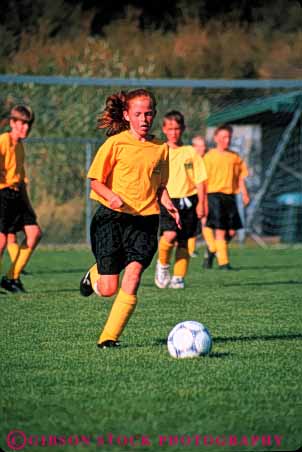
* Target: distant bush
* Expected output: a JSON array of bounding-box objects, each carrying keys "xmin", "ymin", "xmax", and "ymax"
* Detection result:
[{"xmin": 1, "ymin": 4, "xmax": 302, "ymax": 80}]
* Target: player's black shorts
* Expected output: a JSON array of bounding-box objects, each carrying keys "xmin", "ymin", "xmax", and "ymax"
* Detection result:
[
  {"xmin": 159, "ymin": 194, "xmax": 198, "ymax": 241},
  {"xmin": 0, "ymin": 187, "xmax": 38, "ymax": 234},
  {"xmin": 90, "ymin": 204, "xmax": 159, "ymax": 275},
  {"xmin": 206, "ymin": 193, "xmax": 242, "ymax": 230}
]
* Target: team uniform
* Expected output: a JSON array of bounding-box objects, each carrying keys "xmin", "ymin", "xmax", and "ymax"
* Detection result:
[
  {"xmin": 0, "ymin": 132, "xmax": 37, "ymax": 234},
  {"xmin": 156, "ymin": 145, "xmax": 207, "ymax": 289},
  {"xmin": 203, "ymin": 147, "xmax": 248, "ymax": 230},
  {"xmin": 87, "ymin": 130, "xmax": 169, "ymax": 275},
  {"xmin": 203, "ymin": 147, "xmax": 248, "ymax": 269},
  {"xmin": 159, "ymin": 145, "xmax": 207, "ymax": 239}
]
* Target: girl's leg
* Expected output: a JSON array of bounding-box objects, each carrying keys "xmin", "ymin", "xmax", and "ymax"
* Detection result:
[{"xmin": 97, "ymin": 261, "xmax": 144, "ymax": 346}]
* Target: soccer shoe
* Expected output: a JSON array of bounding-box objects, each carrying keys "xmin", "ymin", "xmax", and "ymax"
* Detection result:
[
  {"xmin": 219, "ymin": 263, "xmax": 233, "ymax": 271},
  {"xmin": 1, "ymin": 276, "xmax": 25, "ymax": 293},
  {"xmin": 154, "ymin": 261, "xmax": 171, "ymax": 288},
  {"xmin": 97, "ymin": 340, "xmax": 121, "ymax": 349},
  {"xmin": 13, "ymin": 278, "xmax": 26, "ymax": 293},
  {"xmin": 189, "ymin": 251, "xmax": 198, "ymax": 258},
  {"xmin": 202, "ymin": 247, "xmax": 216, "ymax": 269},
  {"xmin": 169, "ymin": 276, "xmax": 185, "ymax": 289},
  {"xmin": 80, "ymin": 269, "xmax": 94, "ymax": 297}
]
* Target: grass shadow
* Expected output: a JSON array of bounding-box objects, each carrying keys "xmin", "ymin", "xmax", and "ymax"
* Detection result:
[
  {"xmin": 215, "ymin": 332, "xmax": 302, "ymax": 343},
  {"xmin": 34, "ymin": 268, "xmax": 85, "ymax": 275},
  {"xmin": 239, "ymin": 265, "xmax": 298, "ymax": 271},
  {"xmin": 224, "ymin": 280, "xmax": 302, "ymax": 287}
]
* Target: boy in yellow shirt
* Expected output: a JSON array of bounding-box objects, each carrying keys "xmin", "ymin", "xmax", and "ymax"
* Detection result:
[
  {"xmin": 0, "ymin": 105, "xmax": 42, "ymax": 293},
  {"xmin": 188, "ymin": 135, "xmax": 208, "ymax": 257},
  {"xmin": 203, "ymin": 124, "xmax": 250, "ymax": 270},
  {"xmin": 155, "ymin": 111, "xmax": 207, "ymax": 289}
]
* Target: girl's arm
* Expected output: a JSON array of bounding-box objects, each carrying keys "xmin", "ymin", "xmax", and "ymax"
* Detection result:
[{"xmin": 90, "ymin": 179, "xmax": 124, "ymax": 209}]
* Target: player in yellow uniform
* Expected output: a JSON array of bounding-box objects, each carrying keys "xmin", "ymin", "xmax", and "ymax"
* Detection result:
[
  {"xmin": 155, "ymin": 111, "xmax": 207, "ymax": 289},
  {"xmin": 203, "ymin": 124, "xmax": 250, "ymax": 270},
  {"xmin": 188, "ymin": 135, "xmax": 208, "ymax": 257},
  {"xmin": 79, "ymin": 89, "xmax": 180, "ymax": 348},
  {"xmin": 0, "ymin": 105, "xmax": 42, "ymax": 293}
]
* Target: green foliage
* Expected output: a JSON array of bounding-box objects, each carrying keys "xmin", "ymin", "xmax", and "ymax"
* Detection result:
[
  {"xmin": 1, "ymin": 247, "xmax": 302, "ymax": 451},
  {"xmin": 1, "ymin": 2, "xmax": 302, "ymax": 79}
]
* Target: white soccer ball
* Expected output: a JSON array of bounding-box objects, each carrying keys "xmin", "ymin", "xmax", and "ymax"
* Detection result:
[{"xmin": 167, "ymin": 320, "xmax": 212, "ymax": 359}]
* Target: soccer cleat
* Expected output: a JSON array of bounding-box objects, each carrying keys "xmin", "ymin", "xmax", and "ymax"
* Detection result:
[
  {"xmin": 169, "ymin": 276, "xmax": 185, "ymax": 289},
  {"xmin": 154, "ymin": 261, "xmax": 171, "ymax": 288},
  {"xmin": 189, "ymin": 251, "xmax": 198, "ymax": 258},
  {"xmin": 80, "ymin": 269, "xmax": 94, "ymax": 297},
  {"xmin": 219, "ymin": 263, "xmax": 233, "ymax": 271},
  {"xmin": 1, "ymin": 276, "xmax": 25, "ymax": 293},
  {"xmin": 202, "ymin": 247, "xmax": 216, "ymax": 269},
  {"xmin": 97, "ymin": 340, "xmax": 121, "ymax": 349},
  {"xmin": 13, "ymin": 278, "xmax": 26, "ymax": 293}
]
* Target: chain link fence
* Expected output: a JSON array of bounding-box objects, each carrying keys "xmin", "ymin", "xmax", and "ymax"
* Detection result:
[{"xmin": 1, "ymin": 75, "xmax": 302, "ymax": 245}]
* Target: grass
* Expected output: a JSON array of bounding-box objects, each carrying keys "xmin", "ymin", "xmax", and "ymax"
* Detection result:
[{"xmin": 1, "ymin": 245, "xmax": 302, "ymax": 452}]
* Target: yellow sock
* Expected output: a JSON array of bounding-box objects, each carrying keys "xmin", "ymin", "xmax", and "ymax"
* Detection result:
[
  {"xmin": 8, "ymin": 245, "xmax": 33, "ymax": 280},
  {"xmin": 203, "ymin": 227, "xmax": 216, "ymax": 253},
  {"xmin": 188, "ymin": 237, "xmax": 196, "ymax": 255},
  {"xmin": 7, "ymin": 243, "xmax": 20, "ymax": 263},
  {"xmin": 98, "ymin": 288, "xmax": 137, "ymax": 343},
  {"xmin": 173, "ymin": 246, "xmax": 190, "ymax": 278},
  {"xmin": 215, "ymin": 240, "xmax": 229, "ymax": 266},
  {"xmin": 88, "ymin": 263, "xmax": 101, "ymax": 294},
  {"xmin": 158, "ymin": 236, "xmax": 174, "ymax": 266}
]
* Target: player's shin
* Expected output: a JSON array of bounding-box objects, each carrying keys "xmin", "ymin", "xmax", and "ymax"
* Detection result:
[
  {"xmin": 173, "ymin": 246, "xmax": 190, "ymax": 278},
  {"xmin": 215, "ymin": 239, "xmax": 229, "ymax": 266},
  {"xmin": 158, "ymin": 236, "xmax": 174, "ymax": 265},
  {"xmin": 97, "ymin": 288, "xmax": 137, "ymax": 344}
]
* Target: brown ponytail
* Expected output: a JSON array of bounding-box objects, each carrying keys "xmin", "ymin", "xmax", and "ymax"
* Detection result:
[{"xmin": 97, "ymin": 89, "xmax": 156, "ymax": 137}]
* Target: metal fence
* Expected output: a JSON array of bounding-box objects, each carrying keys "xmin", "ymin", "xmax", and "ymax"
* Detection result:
[{"xmin": 2, "ymin": 75, "xmax": 302, "ymax": 245}]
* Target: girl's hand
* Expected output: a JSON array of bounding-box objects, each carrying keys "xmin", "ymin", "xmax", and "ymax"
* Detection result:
[
  {"xmin": 109, "ymin": 194, "xmax": 124, "ymax": 209},
  {"xmin": 166, "ymin": 202, "xmax": 181, "ymax": 229}
]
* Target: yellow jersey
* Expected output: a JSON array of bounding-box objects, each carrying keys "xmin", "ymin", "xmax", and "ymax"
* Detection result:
[
  {"xmin": 166, "ymin": 145, "xmax": 207, "ymax": 198},
  {"xmin": 203, "ymin": 148, "xmax": 248, "ymax": 194},
  {"xmin": 0, "ymin": 132, "xmax": 27, "ymax": 190},
  {"xmin": 87, "ymin": 130, "xmax": 169, "ymax": 216}
]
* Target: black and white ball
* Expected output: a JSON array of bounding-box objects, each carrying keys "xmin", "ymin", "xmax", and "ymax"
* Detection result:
[{"xmin": 167, "ymin": 320, "xmax": 212, "ymax": 358}]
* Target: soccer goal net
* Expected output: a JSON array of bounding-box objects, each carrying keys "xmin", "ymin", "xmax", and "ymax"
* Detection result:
[{"xmin": 0, "ymin": 76, "xmax": 301, "ymax": 245}]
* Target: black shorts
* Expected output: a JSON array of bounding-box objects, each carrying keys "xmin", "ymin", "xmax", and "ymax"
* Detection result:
[
  {"xmin": 159, "ymin": 194, "xmax": 198, "ymax": 241},
  {"xmin": 90, "ymin": 204, "xmax": 159, "ymax": 275},
  {"xmin": 206, "ymin": 193, "xmax": 242, "ymax": 230},
  {"xmin": 0, "ymin": 187, "xmax": 38, "ymax": 234}
]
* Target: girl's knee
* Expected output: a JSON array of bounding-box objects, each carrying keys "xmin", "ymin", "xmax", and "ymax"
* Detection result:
[{"xmin": 98, "ymin": 278, "xmax": 119, "ymax": 297}]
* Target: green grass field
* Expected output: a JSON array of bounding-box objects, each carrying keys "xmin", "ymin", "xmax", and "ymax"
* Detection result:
[{"xmin": 1, "ymin": 245, "xmax": 302, "ymax": 452}]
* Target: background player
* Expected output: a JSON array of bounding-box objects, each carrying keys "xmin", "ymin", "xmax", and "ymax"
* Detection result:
[
  {"xmin": 203, "ymin": 124, "xmax": 250, "ymax": 270},
  {"xmin": 0, "ymin": 105, "xmax": 42, "ymax": 292},
  {"xmin": 155, "ymin": 111, "xmax": 207, "ymax": 289},
  {"xmin": 188, "ymin": 135, "xmax": 208, "ymax": 257}
]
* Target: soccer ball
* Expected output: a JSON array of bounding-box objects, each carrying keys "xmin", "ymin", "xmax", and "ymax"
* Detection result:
[{"xmin": 167, "ymin": 320, "xmax": 212, "ymax": 359}]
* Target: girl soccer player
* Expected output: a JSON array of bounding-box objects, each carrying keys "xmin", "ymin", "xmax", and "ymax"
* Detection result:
[{"xmin": 80, "ymin": 89, "xmax": 180, "ymax": 348}]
